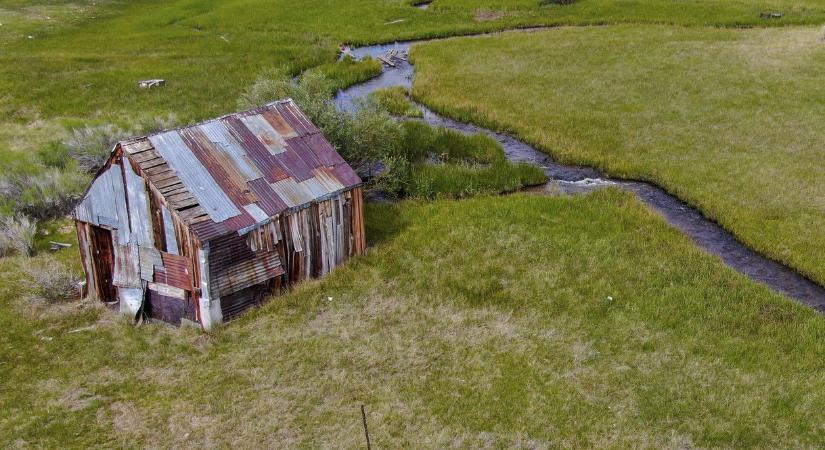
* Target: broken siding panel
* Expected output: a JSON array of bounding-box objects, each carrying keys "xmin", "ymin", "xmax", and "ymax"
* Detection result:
[
  {"xmin": 76, "ymin": 223, "xmax": 96, "ymax": 298},
  {"xmin": 212, "ymin": 255, "xmax": 285, "ymax": 297},
  {"xmin": 149, "ymin": 131, "xmax": 241, "ymax": 223},
  {"xmin": 112, "ymin": 242, "xmax": 142, "ymax": 289},
  {"xmin": 239, "ymin": 114, "xmax": 287, "ymax": 155},
  {"xmin": 157, "ymin": 252, "xmax": 192, "ymax": 291},
  {"xmin": 161, "ymin": 206, "xmax": 179, "ymax": 255},
  {"xmin": 123, "ymin": 161, "xmax": 154, "ymax": 247},
  {"xmin": 208, "ymin": 233, "xmax": 284, "ymax": 297},
  {"xmin": 304, "ymin": 133, "xmax": 346, "ymax": 166},
  {"xmin": 146, "ymin": 288, "xmax": 195, "ymax": 326},
  {"xmin": 109, "ymin": 163, "xmax": 131, "ymax": 244},
  {"xmin": 139, "ymin": 246, "xmax": 163, "ymax": 282}
]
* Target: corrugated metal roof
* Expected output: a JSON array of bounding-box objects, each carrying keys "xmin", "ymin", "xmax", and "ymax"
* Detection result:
[{"xmin": 117, "ymin": 99, "xmax": 361, "ymax": 241}]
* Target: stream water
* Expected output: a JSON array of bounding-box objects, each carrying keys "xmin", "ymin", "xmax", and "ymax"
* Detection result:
[{"xmin": 334, "ymin": 40, "xmax": 825, "ymax": 312}]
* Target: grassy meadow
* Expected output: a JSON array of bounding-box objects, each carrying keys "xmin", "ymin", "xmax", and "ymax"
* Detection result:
[
  {"xmin": 3, "ymin": 0, "xmax": 825, "ymax": 447},
  {"xmin": 3, "ymin": 192, "xmax": 825, "ymax": 448},
  {"xmin": 412, "ymin": 25, "xmax": 825, "ymax": 286},
  {"xmin": 3, "ymin": 0, "xmax": 825, "ymax": 153}
]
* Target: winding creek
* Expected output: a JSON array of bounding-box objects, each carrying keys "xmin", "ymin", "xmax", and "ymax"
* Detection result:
[{"xmin": 334, "ymin": 40, "xmax": 825, "ymax": 312}]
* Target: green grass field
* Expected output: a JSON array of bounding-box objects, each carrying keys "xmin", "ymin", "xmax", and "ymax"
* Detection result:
[
  {"xmin": 3, "ymin": 0, "xmax": 825, "ymax": 154},
  {"xmin": 3, "ymin": 1, "xmax": 825, "ymax": 447},
  {"xmin": 3, "ymin": 192, "xmax": 825, "ymax": 448},
  {"xmin": 412, "ymin": 25, "xmax": 825, "ymax": 286}
]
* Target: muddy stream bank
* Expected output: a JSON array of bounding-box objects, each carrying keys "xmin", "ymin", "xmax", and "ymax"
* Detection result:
[{"xmin": 334, "ymin": 40, "xmax": 825, "ymax": 312}]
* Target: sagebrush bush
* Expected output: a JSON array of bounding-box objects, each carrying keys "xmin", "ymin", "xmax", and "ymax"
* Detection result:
[
  {"xmin": 63, "ymin": 123, "xmax": 129, "ymax": 173},
  {"xmin": 23, "ymin": 258, "xmax": 80, "ymax": 302},
  {"xmin": 0, "ymin": 214, "xmax": 37, "ymax": 257},
  {"xmin": 16, "ymin": 168, "xmax": 89, "ymax": 219}
]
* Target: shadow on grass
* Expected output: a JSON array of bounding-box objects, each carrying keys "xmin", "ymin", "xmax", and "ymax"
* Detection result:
[{"xmin": 365, "ymin": 202, "xmax": 413, "ymax": 247}]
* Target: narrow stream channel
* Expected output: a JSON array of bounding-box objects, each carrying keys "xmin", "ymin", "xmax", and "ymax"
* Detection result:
[{"xmin": 334, "ymin": 40, "xmax": 825, "ymax": 312}]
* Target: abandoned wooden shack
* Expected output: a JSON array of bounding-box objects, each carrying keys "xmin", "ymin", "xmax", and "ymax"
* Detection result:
[{"xmin": 73, "ymin": 99, "xmax": 366, "ymax": 329}]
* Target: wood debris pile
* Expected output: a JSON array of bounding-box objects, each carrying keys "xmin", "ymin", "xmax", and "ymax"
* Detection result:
[
  {"xmin": 138, "ymin": 79, "xmax": 165, "ymax": 89},
  {"xmin": 376, "ymin": 48, "xmax": 408, "ymax": 67}
]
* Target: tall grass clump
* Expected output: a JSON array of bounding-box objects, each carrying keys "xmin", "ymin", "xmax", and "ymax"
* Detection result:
[
  {"xmin": 22, "ymin": 258, "xmax": 80, "ymax": 302},
  {"xmin": 0, "ymin": 214, "xmax": 37, "ymax": 257},
  {"xmin": 409, "ymin": 162, "xmax": 545, "ymax": 198},
  {"xmin": 371, "ymin": 87, "xmax": 423, "ymax": 118},
  {"xmin": 314, "ymin": 57, "xmax": 383, "ymax": 91}
]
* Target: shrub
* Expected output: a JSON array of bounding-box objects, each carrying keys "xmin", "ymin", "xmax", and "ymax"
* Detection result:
[
  {"xmin": 64, "ymin": 123, "xmax": 129, "ymax": 173},
  {"xmin": 371, "ymin": 155, "xmax": 410, "ymax": 197},
  {"xmin": 0, "ymin": 214, "xmax": 37, "ymax": 257},
  {"xmin": 345, "ymin": 98, "xmax": 403, "ymax": 176},
  {"xmin": 22, "ymin": 258, "xmax": 80, "ymax": 302},
  {"xmin": 15, "ymin": 168, "xmax": 89, "ymax": 219},
  {"xmin": 134, "ymin": 113, "xmax": 179, "ymax": 135}
]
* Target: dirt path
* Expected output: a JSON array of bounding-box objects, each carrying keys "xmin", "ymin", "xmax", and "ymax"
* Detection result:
[{"xmin": 334, "ymin": 39, "xmax": 825, "ymax": 312}]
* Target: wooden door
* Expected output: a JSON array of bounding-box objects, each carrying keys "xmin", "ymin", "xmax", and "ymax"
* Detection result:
[{"xmin": 89, "ymin": 226, "xmax": 117, "ymax": 301}]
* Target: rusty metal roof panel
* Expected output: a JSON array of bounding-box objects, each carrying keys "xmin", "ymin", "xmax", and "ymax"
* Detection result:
[
  {"xmin": 312, "ymin": 167, "xmax": 346, "ymax": 193},
  {"xmin": 148, "ymin": 131, "xmax": 241, "ymax": 223},
  {"xmin": 270, "ymin": 177, "xmax": 316, "ymax": 208},
  {"xmin": 112, "ymin": 99, "xmax": 360, "ymax": 242},
  {"xmin": 239, "ymin": 114, "xmax": 287, "ymax": 155}
]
